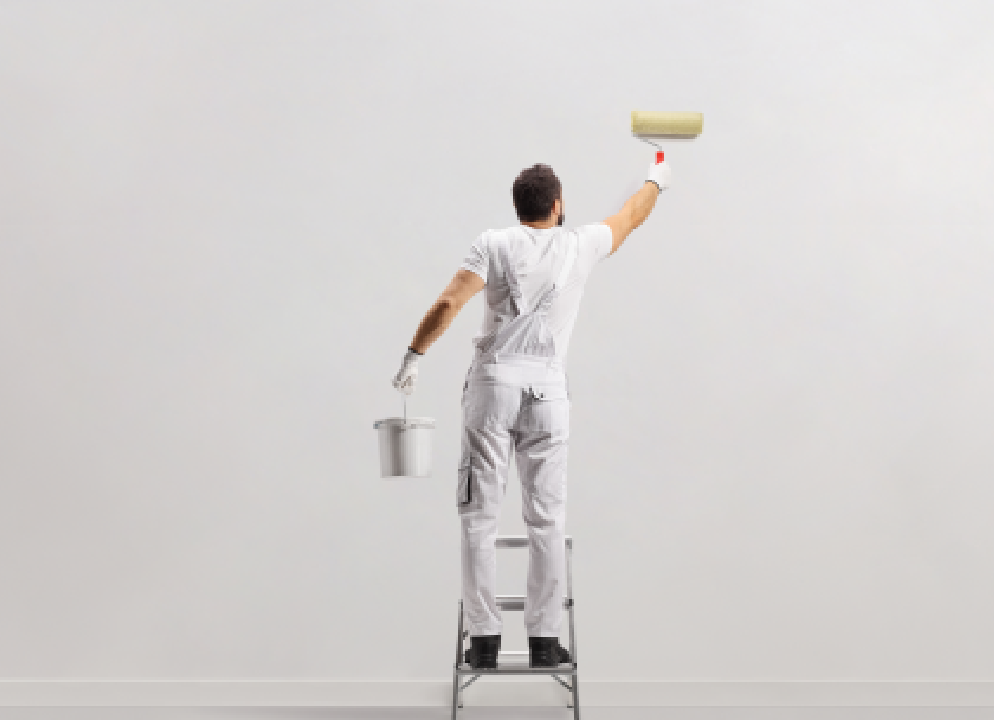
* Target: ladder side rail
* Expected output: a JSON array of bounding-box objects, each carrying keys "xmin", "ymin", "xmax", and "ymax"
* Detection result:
[
  {"xmin": 566, "ymin": 537, "xmax": 577, "ymax": 665},
  {"xmin": 566, "ymin": 538, "xmax": 580, "ymax": 719},
  {"xmin": 451, "ymin": 600, "xmax": 464, "ymax": 719}
]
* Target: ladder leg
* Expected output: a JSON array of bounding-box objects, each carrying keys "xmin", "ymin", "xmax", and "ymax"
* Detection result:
[
  {"xmin": 566, "ymin": 538, "xmax": 580, "ymax": 719},
  {"xmin": 451, "ymin": 667, "xmax": 459, "ymax": 720},
  {"xmin": 452, "ymin": 600, "xmax": 464, "ymax": 719},
  {"xmin": 568, "ymin": 601, "xmax": 580, "ymax": 716}
]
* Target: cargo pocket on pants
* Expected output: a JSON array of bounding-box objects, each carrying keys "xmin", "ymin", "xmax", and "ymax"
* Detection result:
[{"xmin": 457, "ymin": 453, "xmax": 481, "ymax": 513}]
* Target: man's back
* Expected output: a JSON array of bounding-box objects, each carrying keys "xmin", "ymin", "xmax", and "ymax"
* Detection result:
[{"xmin": 460, "ymin": 223, "xmax": 613, "ymax": 367}]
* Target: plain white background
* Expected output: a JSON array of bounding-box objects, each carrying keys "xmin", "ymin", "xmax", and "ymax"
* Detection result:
[{"xmin": 1, "ymin": 0, "xmax": 993, "ymax": 686}]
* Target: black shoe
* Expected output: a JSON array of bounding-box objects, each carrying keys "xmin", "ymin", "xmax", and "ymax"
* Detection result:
[
  {"xmin": 528, "ymin": 637, "xmax": 571, "ymax": 668},
  {"xmin": 463, "ymin": 635, "xmax": 501, "ymax": 669}
]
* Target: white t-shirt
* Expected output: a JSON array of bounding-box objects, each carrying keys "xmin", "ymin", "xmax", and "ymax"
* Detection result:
[{"xmin": 460, "ymin": 223, "xmax": 613, "ymax": 367}]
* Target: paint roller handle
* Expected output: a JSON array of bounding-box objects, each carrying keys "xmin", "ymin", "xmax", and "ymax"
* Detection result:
[
  {"xmin": 647, "ymin": 158, "xmax": 671, "ymax": 192},
  {"xmin": 656, "ymin": 151, "xmax": 664, "ymax": 164}
]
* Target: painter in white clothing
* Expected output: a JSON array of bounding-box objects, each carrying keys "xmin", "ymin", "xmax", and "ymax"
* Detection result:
[
  {"xmin": 392, "ymin": 160, "xmax": 671, "ymax": 669},
  {"xmin": 460, "ymin": 221, "xmax": 612, "ymax": 369}
]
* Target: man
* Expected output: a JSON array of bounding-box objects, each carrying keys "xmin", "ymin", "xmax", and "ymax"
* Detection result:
[{"xmin": 392, "ymin": 158, "xmax": 671, "ymax": 669}]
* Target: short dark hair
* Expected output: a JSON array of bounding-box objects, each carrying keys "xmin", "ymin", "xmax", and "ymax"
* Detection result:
[{"xmin": 512, "ymin": 164, "xmax": 561, "ymax": 222}]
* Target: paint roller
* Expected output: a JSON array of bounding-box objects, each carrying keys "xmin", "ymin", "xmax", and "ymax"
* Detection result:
[{"xmin": 631, "ymin": 110, "xmax": 703, "ymax": 164}]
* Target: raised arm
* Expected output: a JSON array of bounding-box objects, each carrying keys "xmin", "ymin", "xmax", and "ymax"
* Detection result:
[{"xmin": 603, "ymin": 160, "xmax": 671, "ymax": 255}]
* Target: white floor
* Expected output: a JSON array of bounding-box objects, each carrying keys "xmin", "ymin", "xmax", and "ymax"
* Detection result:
[{"xmin": 0, "ymin": 709, "xmax": 992, "ymax": 720}]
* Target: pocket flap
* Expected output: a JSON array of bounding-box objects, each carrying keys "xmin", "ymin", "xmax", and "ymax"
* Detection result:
[
  {"xmin": 529, "ymin": 385, "xmax": 569, "ymax": 402},
  {"xmin": 457, "ymin": 456, "xmax": 472, "ymax": 505}
]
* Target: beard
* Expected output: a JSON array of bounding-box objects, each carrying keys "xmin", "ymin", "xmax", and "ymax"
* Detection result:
[{"xmin": 557, "ymin": 213, "xmax": 564, "ymax": 227}]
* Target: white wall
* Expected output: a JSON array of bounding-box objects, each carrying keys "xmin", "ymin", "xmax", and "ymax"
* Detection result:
[{"xmin": 2, "ymin": 0, "xmax": 994, "ymax": 693}]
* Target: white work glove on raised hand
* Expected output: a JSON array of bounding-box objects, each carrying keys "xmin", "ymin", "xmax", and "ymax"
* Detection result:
[
  {"xmin": 647, "ymin": 160, "xmax": 671, "ymax": 192},
  {"xmin": 391, "ymin": 348, "xmax": 421, "ymax": 395}
]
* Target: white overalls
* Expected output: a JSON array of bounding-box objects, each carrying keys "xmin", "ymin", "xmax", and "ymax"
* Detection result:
[{"xmin": 458, "ymin": 227, "xmax": 578, "ymax": 638}]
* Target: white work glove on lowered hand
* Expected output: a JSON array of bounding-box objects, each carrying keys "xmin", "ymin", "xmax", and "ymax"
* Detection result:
[
  {"xmin": 392, "ymin": 348, "xmax": 421, "ymax": 395},
  {"xmin": 647, "ymin": 159, "xmax": 672, "ymax": 192}
]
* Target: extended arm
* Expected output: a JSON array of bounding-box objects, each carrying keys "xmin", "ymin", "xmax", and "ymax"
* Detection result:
[
  {"xmin": 603, "ymin": 160, "xmax": 671, "ymax": 255},
  {"xmin": 392, "ymin": 268, "xmax": 484, "ymax": 394}
]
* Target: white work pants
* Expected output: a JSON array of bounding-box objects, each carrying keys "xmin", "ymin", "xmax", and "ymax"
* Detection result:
[{"xmin": 458, "ymin": 361, "xmax": 569, "ymax": 638}]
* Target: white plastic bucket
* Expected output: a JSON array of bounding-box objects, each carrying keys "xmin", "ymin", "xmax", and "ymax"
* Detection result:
[{"xmin": 373, "ymin": 417, "xmax": 435, "ymax": 478}]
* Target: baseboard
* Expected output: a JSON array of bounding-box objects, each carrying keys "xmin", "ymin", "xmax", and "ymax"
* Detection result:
[{"xmin": 1, "ymin": 679, "xmax": 992, "ymax": 706}]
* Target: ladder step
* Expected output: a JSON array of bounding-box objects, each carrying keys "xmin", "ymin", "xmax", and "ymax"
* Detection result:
[
  {"xmin": 456, "ymin": 663, "xmax": 576, "ymax": 676},
  {"xmin": 496, "ymin": 594, "xmax": 572, "ymax": 611},
  {"xmin": 496, "ymin": 594, "xmax": 524, "ymax": 610},
  {"xmin": 495, "ymin": 535, "xmax": 572, "ymax": 549}
]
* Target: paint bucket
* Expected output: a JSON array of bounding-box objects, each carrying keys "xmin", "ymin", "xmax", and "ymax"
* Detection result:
[{"xmin": 373, "ymin": 417, "xmax": 435, "ymax": 478}]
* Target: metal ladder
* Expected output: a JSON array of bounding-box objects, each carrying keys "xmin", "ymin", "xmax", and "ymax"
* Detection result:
[{"xmin": 451, "ymin": 535, "xmax": 579, "ymax": 719}]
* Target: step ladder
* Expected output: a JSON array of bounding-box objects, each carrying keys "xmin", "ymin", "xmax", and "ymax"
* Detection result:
[{"xmin": 451, "ymin": 535, "xmax": 580, "ymax": 719}]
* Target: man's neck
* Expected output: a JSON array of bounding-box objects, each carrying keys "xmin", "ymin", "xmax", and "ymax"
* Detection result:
[{"xmin": 521, "ymin": 219, "xmax": 556, "ymax": 230}]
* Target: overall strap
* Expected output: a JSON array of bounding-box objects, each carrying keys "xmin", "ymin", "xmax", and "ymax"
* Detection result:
[
  {"xmin": 531, "ymin": 232, "xmax": 577, "ymax": 313},
  {"xmin": 492, "ymin": 233, "xmax": 523, "ymax": 316},
  {"xmin": 553, "ymin": 233, "xmax": 578, "ymax": 291}
]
